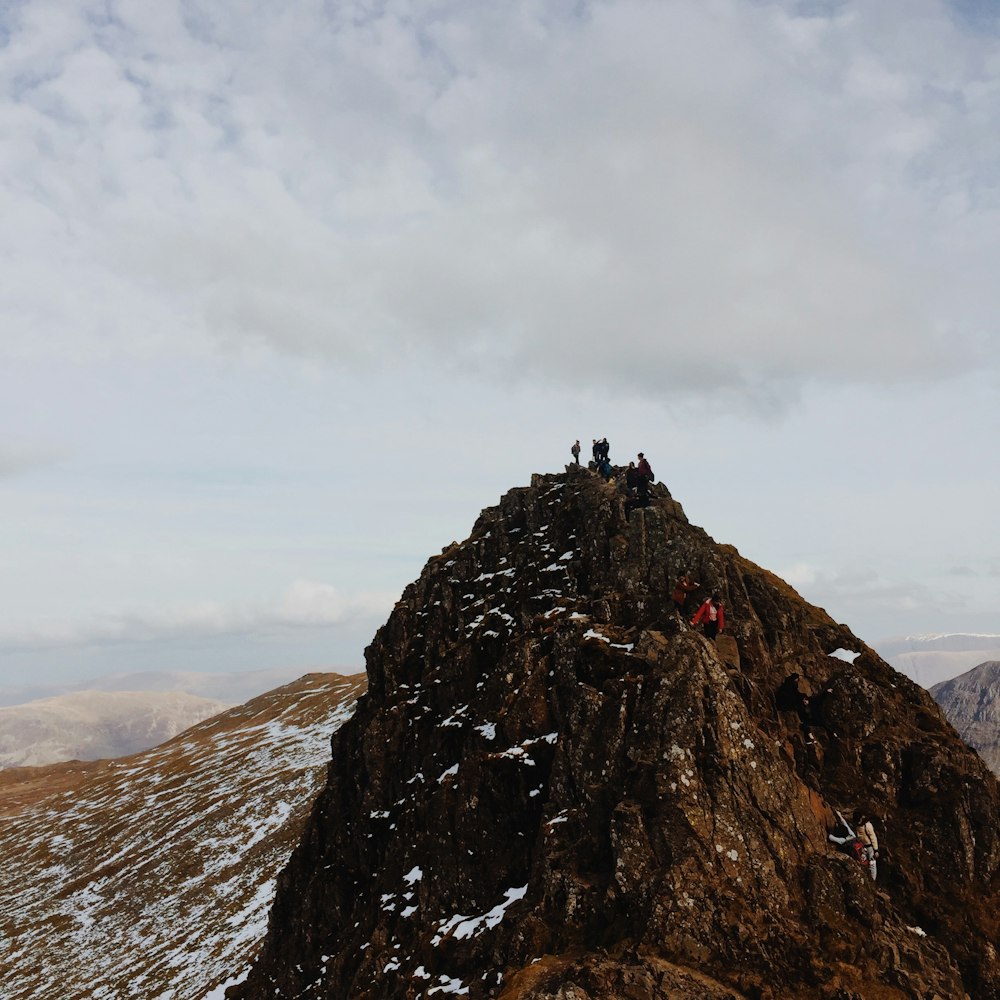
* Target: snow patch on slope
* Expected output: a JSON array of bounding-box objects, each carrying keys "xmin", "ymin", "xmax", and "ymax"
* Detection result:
[{"xmin": 0, "ymin": 674, "xmax": 363, "ymax": 1000}]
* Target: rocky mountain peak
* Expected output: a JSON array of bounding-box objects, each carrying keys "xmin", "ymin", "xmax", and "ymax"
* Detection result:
[
  {"xmin": 931, "ymin": 661, "xmax": 1000, "ymax": 776},
  {"xmin": 233, "ymin": 467, "xmax": 1000, "ymax": 1000}
]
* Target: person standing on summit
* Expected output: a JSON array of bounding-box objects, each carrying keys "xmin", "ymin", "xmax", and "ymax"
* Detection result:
[
  {"xmin": 635, "ymin": 452, "xmax": 653, "ymax": 496},
  {"xmin": 625, "ymin": 461, "xmax": 641, "ymax": 491},
  {"xmin": 691, "ymin": 594, "xmax": 725, "ymax": 640},
  {"xmin": 571, "ymin": 440, "xmax": 581, "ymax": 464}
]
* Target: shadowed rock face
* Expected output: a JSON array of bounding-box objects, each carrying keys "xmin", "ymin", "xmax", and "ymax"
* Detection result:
[
  {"xmin": 231, "ymin": 468, "xmax": 1000, "ymax": 1000},
  {"xmin": 932, "ymin": 661, "xmax": 1000, "ymax": 776}
]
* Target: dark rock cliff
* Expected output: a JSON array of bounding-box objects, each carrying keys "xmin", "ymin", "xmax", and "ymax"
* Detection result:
[
  {"xmin": 231, "ymin": 467, "xmax": 1000, "ymax": 1000},
  {"xmin": 932, "ymin": 661, "xmax": 1000, "ymax": 776}
]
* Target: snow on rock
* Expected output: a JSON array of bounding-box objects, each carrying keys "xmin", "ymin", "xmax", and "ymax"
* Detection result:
[
  {"xmin": 829, "ymin": 648, "xmax": 861, "ymax": 663},
  {"xmin": 430, "ymin": 886, "xmax": 528, "ymax": 945},
  {"xmin": 583, "ymin": 628, "xmax": 634, "ymax": 652},
  {"xmin": 427, "ymin": 975, "xmax": 469, "ymax": 996}
]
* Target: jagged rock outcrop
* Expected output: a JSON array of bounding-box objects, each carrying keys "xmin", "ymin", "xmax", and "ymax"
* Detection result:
[
  {"xmin": 932, "ymin": 661, "xmax": 1000, "ymax": 776},
  {"xmin": 232, "ymin": 468, "xmax": 1000, "ymax": 1000}
]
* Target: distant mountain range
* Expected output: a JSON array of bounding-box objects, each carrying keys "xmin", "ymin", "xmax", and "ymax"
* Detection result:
[
  {"xmin": 0, "ymin": 665, "xmax": 364, "ymax": 768},
  {"xmin": 0, "ymin": 671, "xmax": 365, "ymax": 1000},
  {"xmin": 873, "ymin": 633, "xmax": 1000, "ymax": 688},
  {"xmin": 931, "ymin": 661, "xmax": 1000, "ymax": 776},
  {"xmin": 0, "ymin": 664, "xmax": 340, "ymax": 708},
  {"xmin": 0, "ymin": 689, "xmax": 231, "ymax": 767}
]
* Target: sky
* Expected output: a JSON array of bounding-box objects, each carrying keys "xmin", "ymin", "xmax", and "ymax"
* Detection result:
[{"xmin": 1, "ymin": 0, "xmax": 998, "ymax": 693}]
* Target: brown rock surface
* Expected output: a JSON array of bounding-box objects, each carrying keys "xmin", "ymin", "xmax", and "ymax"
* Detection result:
[
  {"xmin": 232, "ymin": 468, "xmax": 1000, "ymax": 1000},
  {"xmin": 931, "ymin": 660, "xmax": 1000, "ymax": 775}
]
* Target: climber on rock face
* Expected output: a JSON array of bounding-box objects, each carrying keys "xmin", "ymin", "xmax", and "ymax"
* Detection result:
[
  {"xmin": 828, "ymin": 809, "xmax": 879, "ymax": 881},
  {"xmin": 671, "ymin": 571, "xmax": 700, "ymax": 615},
  {"xmin": 691, "ymin": 594, "xmax": 725, "ymax": 640},
  {"xmin": 597, "ymin": 456, "xmax": 614, "ymax": 481},
  {"xmin": 571, "ymin": 439, "xmax": 581, "ymax": 464},
  {"xmin": 853, "ymin": 810, "xmax": 879, "ymax": 881}
]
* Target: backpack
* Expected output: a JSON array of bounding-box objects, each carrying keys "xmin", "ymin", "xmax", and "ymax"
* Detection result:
[{"xmin": 849, "ymin": 840, "xmax": 866, "ymax": 866}]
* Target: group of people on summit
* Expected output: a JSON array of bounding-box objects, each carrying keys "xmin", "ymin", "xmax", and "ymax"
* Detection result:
[
  {"xmin": 571, "ymin": 437, "xmax": 657, "ymax": 519},
  {"xmin": 571, "ymin": 437, "xmax": 618, "ymax": 482}
]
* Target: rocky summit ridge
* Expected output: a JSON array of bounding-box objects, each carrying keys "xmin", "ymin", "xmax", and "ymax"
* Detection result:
[{"xmin": 232, "ymin": 466, "xmax": 1000, "ymax": 1000}]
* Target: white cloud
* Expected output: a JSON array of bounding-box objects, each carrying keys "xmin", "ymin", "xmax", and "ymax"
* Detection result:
[
  {"xmin": 779, "ymin": 563, "xmax": 819, "ymax": 588},
  {"xmin": 0, "ymin": 0, "xmax": 997, "ymax": 686},
  {"xmin": 789, "ymin": 563, "xmax": 980, "ymax": 639},
  {"xmin": 0, "ymin": 441, "xmax": 63, "ymax": 479},
  {"xmin": 1, "ymin": 0, "xmax": 998, "ymax": 409},
  {"xmin": 0, "ymin": 581, "xmax": 395, "ymax": 652},
  {"xmin": 275, "ymin": 580, "xmax": 386, "ymax": 627}
]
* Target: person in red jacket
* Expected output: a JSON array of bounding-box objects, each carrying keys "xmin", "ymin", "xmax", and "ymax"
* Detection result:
[
  {"xmin": 633, "ymin": 452, "xmax": 653, "ymax": 500},
  {"xmin": 691, "ymin": 594, "xmax": 725, "ymax": 640}
]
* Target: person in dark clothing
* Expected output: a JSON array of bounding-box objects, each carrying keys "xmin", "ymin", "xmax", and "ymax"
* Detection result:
[
  {"xmin": 591, "ymin": 439, "xmax": 600, "ymax": 464},
  {"xmin": 624, "ymin": 492, "xmax": 650, "ymax": 520},
  {"xmin": 776, "ymin": 673, "xmax": 808, "ymax": 713},
  {"xmin": 671, "ymin": 571, "xmax": 700, "ymax": 614},
  {"xmin": 599, "ymin": 437, "xmax": 610, "ymax": 462},
  {"xmin": 691, "ymin": 594, "xmax": 725, "ymax": 640},
  {"xmin": 633, "ymin": 452, "xmax": 652, "ymax": 498},
  {"xmin": 571, "ymin": 440, "xmax": 581, "ymax": 464},
  {"xmin": 776, "ymin": 673, "xmax": 816, "ymax": 744},
  {"xmin": 597, "ymin": 457, "xmax": 614, "ymax": 480},
  {"xmin": 623, "ymin": 462, "xmax": 650, "ymax": 520}
]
